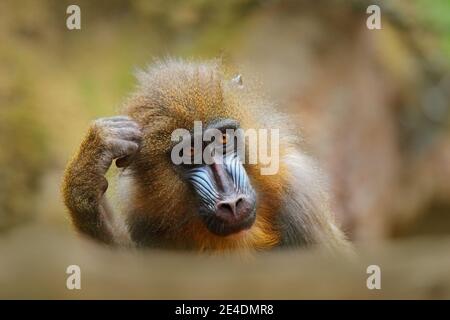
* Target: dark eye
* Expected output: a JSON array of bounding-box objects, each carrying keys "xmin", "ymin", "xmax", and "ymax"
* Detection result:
[{"xmin": 221, "ymin": 133, "xmax": 228, "ymax": 145}]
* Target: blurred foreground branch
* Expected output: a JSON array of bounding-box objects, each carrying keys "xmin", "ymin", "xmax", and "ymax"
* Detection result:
[{"xmin": 0, "ymin": 224, "xmax": 449, "ymax": 299}]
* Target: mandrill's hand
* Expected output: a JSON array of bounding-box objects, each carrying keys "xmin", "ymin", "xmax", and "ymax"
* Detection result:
[
  {"xmin": 86, "ymin": 116, "xmax": 143, "ymax": 172},
  {"xmin": 62, "ymin": 115, "xmax": 142, "ymax": 244}
]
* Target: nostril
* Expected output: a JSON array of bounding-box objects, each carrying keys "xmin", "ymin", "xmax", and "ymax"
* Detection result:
[
  {"xmin": 235, "ymin": 196, "xmax": 244, "ymax": 209},
  {"xmin": 217, "ymin": 202, "xmax": 235, "ymax": 216},
  {"xmin": 217, "ymin": 196, "xmax": 247, "ymax": 218}
]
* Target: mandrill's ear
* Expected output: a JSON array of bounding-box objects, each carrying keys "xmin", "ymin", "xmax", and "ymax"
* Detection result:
[{"xmin": 231, "ymin": 74, "xmax": 243, "ymax": 88}]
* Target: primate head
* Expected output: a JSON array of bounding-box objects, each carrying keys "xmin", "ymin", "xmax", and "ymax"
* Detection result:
[{"xmin": 123, "ymin": 59, "xmax": 286, "ymax": 250}]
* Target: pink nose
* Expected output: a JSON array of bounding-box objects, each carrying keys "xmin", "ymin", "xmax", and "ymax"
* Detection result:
[{"xmin": 216, "ymin": 196, "xmax": 253, "ymax": 222}]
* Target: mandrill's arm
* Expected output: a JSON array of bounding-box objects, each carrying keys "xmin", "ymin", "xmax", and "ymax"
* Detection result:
[{"xmin": 62, "ymin": 116, "xmax": 142, "ymax": 244}]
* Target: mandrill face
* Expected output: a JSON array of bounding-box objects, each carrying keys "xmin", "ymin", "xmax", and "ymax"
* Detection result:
[{"xmin": 173, "ymin": 118, "xmax": 257, "ymax": 237}]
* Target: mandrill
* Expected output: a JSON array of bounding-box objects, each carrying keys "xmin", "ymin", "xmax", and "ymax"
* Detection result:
[{"xmin": 62, "ymin": 59, "xmax": 351, "ymax": 253}]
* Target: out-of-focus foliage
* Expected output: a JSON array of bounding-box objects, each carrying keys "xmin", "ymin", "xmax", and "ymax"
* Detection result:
[
  {"xmin": 0, "ymin": 84, "xmax": 48, "ymax": 230},
  {"xmin": 416, "ymin": 0, "xmax": 450, "ymax": 58}
]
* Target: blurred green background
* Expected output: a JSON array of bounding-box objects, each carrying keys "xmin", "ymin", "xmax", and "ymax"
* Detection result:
[{"xmin": 0, "ymin": 0, "xmax": 449, "ymax": 299}]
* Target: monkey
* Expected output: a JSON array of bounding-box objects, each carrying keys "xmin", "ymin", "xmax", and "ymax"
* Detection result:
[{"xmin": 62, "ymin": 59, "xmax": 351, "ymax": 253}]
